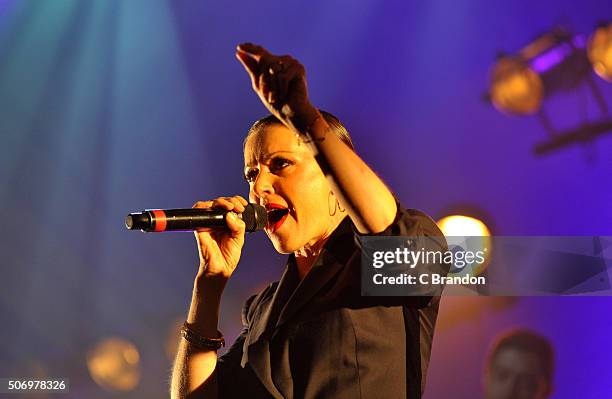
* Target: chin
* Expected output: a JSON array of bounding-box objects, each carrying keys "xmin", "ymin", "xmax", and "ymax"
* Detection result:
[{"xmin": 269, "ymin": 234, "xmax": 300, "ymax": 254}]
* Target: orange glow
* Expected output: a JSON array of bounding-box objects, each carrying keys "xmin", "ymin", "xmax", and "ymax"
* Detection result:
[
  {"xmin": 437, "ymin": 215, "xmax": 491, "ymax": 237},
  {"xmin": 437, "ymin": 214, "xmax": 492, "ymax": 276},
  {"xmin": 86, "ymin": 337, "xmax": 140, "ymax": 392},
  {"xmin": 490, "ymin": 57, "xmax": 543, "ymax": 115},
  {"xmin": 588, "ymin": 23, "xmax": 612, "ymax": 82}
]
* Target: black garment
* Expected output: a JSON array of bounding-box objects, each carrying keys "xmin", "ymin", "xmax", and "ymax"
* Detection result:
[{"xmin": 217, "ymin": 204, "xmax": 447, "ymax": 398}]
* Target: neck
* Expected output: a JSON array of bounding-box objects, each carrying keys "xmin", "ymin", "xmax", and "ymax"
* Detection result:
[
  {"xmin": 293, "ymin": 215, "xmax": 346, "ymax": 279},
  {"xmin": 294, "ymin": 241, "xmax": 325, "ymax": 279}
]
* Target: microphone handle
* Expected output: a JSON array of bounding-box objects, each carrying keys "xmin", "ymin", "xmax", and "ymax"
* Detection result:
[{"xmin": 126, "ymin": 209, "xmax": 229, "ymax": 232}]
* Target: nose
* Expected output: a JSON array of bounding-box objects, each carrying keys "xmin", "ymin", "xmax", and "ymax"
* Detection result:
[{"xmin": 251, "ymin": 169, "xmax": 275, "ymax": 203}]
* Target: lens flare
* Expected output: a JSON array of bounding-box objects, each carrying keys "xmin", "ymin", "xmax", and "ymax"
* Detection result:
[{"xmin": 86, "ymin": 337, "xmax": 140, "ymax": 392}]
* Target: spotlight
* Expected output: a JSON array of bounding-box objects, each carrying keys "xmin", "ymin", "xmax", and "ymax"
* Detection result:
[
  {"xmin": 490, "ymin": 56, "xmax": 544, "ymax": 115},
  {"xmin": 487, "ymin": 25, "xmax": 612, "ymax": 156},
  {"xmin": 437, "ymin": 214, "xmax": 491, "ymax": 237},
  {"xmin": 489, "ymin": 28, "xmax": 591, "ymax": 115},
  {"xmin": 86, "ymin": 337, "xmax": 140, "ymax": 392},
  {"xmin": 437, "ymin": 208, "xmax": 494, "ymax": 278},
  {"xmin": 588, "ymin": 22, "xmax": 612, "ymax": 82}
]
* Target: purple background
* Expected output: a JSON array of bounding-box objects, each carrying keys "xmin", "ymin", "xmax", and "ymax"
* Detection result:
[{"xmin": 0, "ymin": 1, "xmax": 611, "ymax": 397}]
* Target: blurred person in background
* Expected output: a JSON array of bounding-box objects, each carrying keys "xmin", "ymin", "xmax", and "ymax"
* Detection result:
[{"xmin": 484, "ymin": 329, "xmax": 555, "ymax": 399}]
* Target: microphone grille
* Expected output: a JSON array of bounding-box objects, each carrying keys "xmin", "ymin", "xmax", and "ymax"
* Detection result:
[{"xmin": 242, "ymin": 203, "xmax": 267, "ymax": 232}]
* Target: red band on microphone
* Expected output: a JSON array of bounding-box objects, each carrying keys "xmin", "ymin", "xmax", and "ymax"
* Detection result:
[{"xmin": 152, "ymin": 210, "xmax": 167, "ymax": 232}]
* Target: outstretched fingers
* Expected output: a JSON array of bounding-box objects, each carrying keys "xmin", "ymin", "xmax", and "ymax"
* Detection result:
[
  {"xmin": 236, "ymin": 43, "xmax": 272, "ymax": 61},
  {"xmin": 236, "ymin": 50, "xmax": 259, "ymax": 89},
  {"xmin": 236, "ymin": 43, "xmax": 281, "ymax": 104}
]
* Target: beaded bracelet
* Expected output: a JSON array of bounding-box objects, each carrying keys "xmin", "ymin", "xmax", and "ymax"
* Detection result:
[{"xmin": 180, "ymin": 322, "xmax": 225, "ymax": 350}]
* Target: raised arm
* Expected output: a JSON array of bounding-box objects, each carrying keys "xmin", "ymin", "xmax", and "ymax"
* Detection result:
[{"xmin": 236, "ymin": 43, "xmax": 397, "ymax": 234}]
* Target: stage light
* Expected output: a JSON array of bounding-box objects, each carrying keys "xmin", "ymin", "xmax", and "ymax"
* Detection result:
[
  {"xmin": 588, "ymin": 22, "xmax": 612, "ymax": 82},
  {"xmin": 437, "ymin": 214, "xmax": 491, "ymax": 237},
  {"xmin": 488, "ymin": 25, "xmax": 612, "ymax": 156},
  {"xmin": 488, "ymin": 28, "xmax": 591, "ymax": 115},
  {"xmin": 86, "ymin": 337, "xmax": 140, "ymax": 392},
  {"xmin": 490, "ymin": 57, "xmax": 543, "ymax": 115},
  {"xmin": 437, "ymin": 214, "xmax": 492, "ymax": 278}
]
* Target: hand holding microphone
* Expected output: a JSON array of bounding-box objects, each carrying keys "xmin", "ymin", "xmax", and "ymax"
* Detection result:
[{"xmin": 126, "ymin": 196, "xmax": 266, "ymax": 282}]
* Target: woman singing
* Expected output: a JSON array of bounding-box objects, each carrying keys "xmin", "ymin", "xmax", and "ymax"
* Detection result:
[{"xmin": 170, "ymin": 43, "xmax": 446, "ymax": 399}]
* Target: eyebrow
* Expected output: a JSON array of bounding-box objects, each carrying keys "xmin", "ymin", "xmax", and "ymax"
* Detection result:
[{"xmin": 245, "ymin": 150, "xmax": 297, "ymax": 167}]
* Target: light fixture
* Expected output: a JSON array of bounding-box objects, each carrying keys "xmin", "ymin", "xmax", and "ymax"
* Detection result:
[
  {"xmin": 437, "ymin": 214, "xmax": 491, "ymax": 237},
  {"xmin": 437, "ymin": 207, "xmax": 493, "ymax": 279},
  {"xmin": 588, "ymin": 21, "xmax": 612, "ymax": 82},
  {"xmin": 487, "ymin": 24, "xmax": 612, "ymax": 156}
]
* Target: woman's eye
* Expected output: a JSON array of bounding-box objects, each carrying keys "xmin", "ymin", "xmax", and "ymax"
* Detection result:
[
  {"xmin": 244, "ymin": 169, "xmax": 258, "ymax": 183},
  {"xmin": 270, "ymin": 158, "xmax": 291, "ymax": 171}
]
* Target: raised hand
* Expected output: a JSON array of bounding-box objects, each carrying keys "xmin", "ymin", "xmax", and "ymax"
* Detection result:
[{"xmin": 235, "ymin": 43, "xmax": 320, "ymax": 132}]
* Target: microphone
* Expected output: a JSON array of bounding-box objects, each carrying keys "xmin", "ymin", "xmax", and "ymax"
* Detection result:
[{"xmin": 125, "ymin": 203, "xmax": 267, "ymax": 233}]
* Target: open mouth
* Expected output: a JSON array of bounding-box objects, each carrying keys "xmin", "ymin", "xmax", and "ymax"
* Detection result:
[{"xmin": 266, "ymin": 204, "xmax": 290, "ymax": 232}]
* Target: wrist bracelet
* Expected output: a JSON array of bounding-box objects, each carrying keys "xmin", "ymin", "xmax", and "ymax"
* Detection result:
[{"xmin": 180, "ymin": 322, "xmax": 225, "ymax": 350}]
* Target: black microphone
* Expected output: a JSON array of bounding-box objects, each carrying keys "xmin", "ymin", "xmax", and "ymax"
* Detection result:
[{"xmin": 125, "ymin": 203, "xmax": 267, "ymax": 233}]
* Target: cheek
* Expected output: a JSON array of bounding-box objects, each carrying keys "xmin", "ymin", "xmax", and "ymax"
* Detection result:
[{"xmin": 290, "ymin": 166, "xmax": 330, "ymax": 216}]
